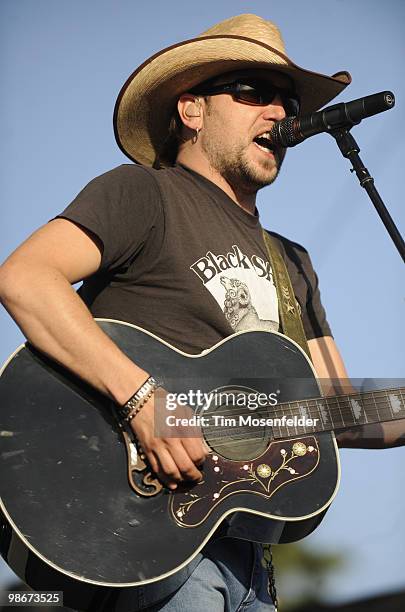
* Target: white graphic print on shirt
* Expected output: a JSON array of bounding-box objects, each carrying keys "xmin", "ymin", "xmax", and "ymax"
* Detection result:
[{"xmin": 190, "ymin": 244, "xmax": 279, "ymax": 333}]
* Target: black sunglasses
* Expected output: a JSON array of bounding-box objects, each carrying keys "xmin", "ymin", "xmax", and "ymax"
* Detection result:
[{"xmin": 191, "ymin": 79, "xmax": 300, "ymax": 117}]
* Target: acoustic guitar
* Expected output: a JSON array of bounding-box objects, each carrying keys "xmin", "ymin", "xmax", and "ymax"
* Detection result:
[{"xmin": 0, "ymin": 320, "xmax": 403, "ymax": 610}]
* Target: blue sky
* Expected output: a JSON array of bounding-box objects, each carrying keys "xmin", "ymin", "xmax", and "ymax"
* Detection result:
[{"xmin": 1, "ymin": 0, "xmax": 404, "ymax": 604}]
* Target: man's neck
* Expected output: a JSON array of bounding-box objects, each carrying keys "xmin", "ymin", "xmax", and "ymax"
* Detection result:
[{"xmin": 176, "ymin": 152, "xmax": 257, "ymax": 216}]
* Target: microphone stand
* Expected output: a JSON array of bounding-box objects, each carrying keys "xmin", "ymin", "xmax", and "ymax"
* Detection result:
[{"xmin": 329, "ymin": 127, "xmax": 405, "ymax": 263}]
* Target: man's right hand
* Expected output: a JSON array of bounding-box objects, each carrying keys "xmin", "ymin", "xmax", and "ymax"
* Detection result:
[{"xmin": 130, "ymin": 390, "xmax": 210, "ymax": 489}]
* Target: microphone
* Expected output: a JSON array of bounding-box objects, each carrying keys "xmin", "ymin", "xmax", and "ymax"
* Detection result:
[{"xmin": 271, "ymin": 91, "xmax": 395, "ymax": 148}]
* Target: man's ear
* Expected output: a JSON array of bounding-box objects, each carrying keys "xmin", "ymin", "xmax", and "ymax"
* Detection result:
[{"xmin": 177, "ymin": 94, "xmax": 203, "ymax": 130}]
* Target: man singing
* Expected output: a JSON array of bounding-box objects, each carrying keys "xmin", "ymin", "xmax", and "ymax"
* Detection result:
[{"xmin": 1, "ymin": 13, "xmax": 404, "ymax": 612}]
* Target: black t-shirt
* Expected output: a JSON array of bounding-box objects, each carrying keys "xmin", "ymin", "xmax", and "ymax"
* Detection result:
[{"xmin": 58, "ymin": 164, "xmax": 331, "ymax": 353}]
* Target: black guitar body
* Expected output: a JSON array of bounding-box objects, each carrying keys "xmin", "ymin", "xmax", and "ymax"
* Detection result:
[{"xmin": 0, "ymin": 321, "xmax": 339, "ymax": 611}]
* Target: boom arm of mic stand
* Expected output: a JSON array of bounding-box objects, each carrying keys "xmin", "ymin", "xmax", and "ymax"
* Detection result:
[{"xmin": 330, "ymin": 127, "xmax": 405, "ymax": 263}]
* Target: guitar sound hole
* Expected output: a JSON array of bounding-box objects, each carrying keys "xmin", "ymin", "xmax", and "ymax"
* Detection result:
[{"xmin": 201, "ymin": 386, "xmax": 272, "ymax": 461}]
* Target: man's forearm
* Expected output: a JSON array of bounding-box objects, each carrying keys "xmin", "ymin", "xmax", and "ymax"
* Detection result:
[
  {"xmin": 0, "ymin": 263, "xmax": 148, "ymax": 405},
  {"xmin": 336, "ymin": 419, "xmax": 405, "ymax": 449}
]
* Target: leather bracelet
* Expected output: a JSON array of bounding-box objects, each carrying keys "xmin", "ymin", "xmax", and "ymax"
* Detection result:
[{"xmin": 117, "ymin": 376, "xmax": 159, "ymax": 422}]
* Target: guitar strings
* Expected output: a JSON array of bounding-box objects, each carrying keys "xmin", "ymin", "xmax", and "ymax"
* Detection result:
[
  {"xmin": 193, "ymin": 391, "xmax": 405, "ymax": 446},
  {"xmin": 191, "ymin": 388, "xmax": 405, "ymax": 424}
]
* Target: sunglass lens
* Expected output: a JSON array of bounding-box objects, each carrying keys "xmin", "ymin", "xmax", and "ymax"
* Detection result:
[
  {"xmin": 236, "ymin": 82, "xmax": 300, "ymax": 115},
  {"xmin": 235, "ymin": 83, "xmax": 275, "ymax": 105},
  {"xmin": 283, "ymin": 96, "xmax": 300, "ymax": 116},
  {"xmin": 235, "ymin": 85, "xmax": 266, "ymax": 105}
]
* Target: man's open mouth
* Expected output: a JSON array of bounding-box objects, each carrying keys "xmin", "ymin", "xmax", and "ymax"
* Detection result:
[{"xmin": 253, "ymin": 132, "xmax": 275, "ymax": 154}]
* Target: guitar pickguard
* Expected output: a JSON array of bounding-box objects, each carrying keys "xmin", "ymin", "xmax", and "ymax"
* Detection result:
[{"xmin": 171, "ymin": 436, "xmax": 319, "ymax": 527}]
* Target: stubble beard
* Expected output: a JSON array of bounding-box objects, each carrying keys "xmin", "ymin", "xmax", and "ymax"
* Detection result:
[{"xmin": 201, "ymin": 136, "xmax": 282, "ymax": 195}]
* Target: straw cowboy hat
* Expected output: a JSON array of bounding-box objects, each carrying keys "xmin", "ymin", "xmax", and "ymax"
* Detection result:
[{"xmin": 114, "ymin": 13, "xmax": 351, "ymax": 166}]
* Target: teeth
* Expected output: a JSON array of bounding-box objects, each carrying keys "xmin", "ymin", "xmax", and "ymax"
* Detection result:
[
  {"xmin": 255, "ymin": 142, "xmax": 272, "ymax": 153},
  {"xmin": 253, "ymin": 131, "xmax": 274, "ymax": 153}
]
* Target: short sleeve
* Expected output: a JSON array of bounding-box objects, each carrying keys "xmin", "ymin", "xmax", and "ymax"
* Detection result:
[
  {"xmin": 56, "ymin": 164, "xmax": 163, "ymax": 272},
  {"xmin": 268, "ymin": 232, "xmax": 333, "ymax": 340}
]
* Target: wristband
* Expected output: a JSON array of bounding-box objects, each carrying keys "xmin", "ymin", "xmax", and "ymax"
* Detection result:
[{"xmin": 117, "ymin": 376, "xmax": 159, "ymax": 422}]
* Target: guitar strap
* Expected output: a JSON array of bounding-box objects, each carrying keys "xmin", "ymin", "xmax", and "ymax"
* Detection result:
[
  {"xmin": 262, "ymin": 229, "xmax": 312, "ymax": 610},
  {"xmin": 262, "ymin": 229, "xmax": 311, "ymax": 360}
]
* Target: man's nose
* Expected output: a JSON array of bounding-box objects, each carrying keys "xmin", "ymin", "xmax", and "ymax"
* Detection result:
[{"xmin": 261, "ymin": 95, "xmax": 287, "ymax": 121}]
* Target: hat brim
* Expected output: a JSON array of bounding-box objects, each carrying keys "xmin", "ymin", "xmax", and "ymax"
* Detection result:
[{"xmin": 114, "ymin": 34, "xmax": 351, "ymax": 166}]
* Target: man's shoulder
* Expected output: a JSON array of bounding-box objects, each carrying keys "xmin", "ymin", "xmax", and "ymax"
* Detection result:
[
  {"xmin": 91, "ymin": 163, "xmax": 184, "ymax": 193},
  {"xmin": 264, "ymin": 229, "xmax": 310, "ymax": 259},
  {"xmin": 93, "ymin": 163, "xmax": 160, "ymax": 184}
]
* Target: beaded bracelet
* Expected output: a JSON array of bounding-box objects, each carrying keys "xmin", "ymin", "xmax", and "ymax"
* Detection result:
[{"xmin": 117, "ymin": 376, "xmax": 159, "ymax": 423}]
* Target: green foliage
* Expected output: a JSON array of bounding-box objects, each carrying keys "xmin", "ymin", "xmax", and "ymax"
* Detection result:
[{"xmin": 271, "ymin": 542, "xmax": 347, "ymax": 610}]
